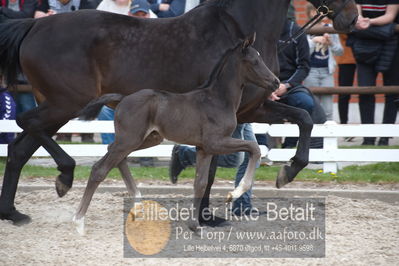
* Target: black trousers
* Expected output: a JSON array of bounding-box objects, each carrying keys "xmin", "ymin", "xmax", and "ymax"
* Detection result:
[
  {"xmin": 357, "ymin": 46, "xmax": 399, "ymax": 143},
  {"xmin": 338, "ymin": 64, "xmax": 356, "ymax": 124}
]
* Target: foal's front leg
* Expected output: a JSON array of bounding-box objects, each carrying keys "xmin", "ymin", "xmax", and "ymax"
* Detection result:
[
  {"xmin": 189, "ymin": 148, "xmax": 213, "ymax": 232},
  {"xmin": 204, "ymin": 138, "xmax": 261, "ymax": 202}
]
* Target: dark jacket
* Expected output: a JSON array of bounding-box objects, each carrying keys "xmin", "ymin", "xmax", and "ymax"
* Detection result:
[
  {"xmin": 0, "ymin": 0, "xmax": 36, "ymax": 19},
  {"xmin": 148, "ymin": 0, "xmax": 185, "ymax": 18},
  {"xmin": 348, "ymin": 23, "xmax": 398, "ymax": 72},
  {"xmin": 278, "ymin": 20, "xmax": 310, "ymax": 89}
]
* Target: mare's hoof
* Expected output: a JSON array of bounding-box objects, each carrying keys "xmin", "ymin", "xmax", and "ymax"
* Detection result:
[
  {"xmin": 56, "ymin": 176, "xmax": 72, "ymax": 197},
  {"xmin": 0, "ymin": 208, "xmax": 32, "ymax": 226},
  {"xmin": 225, "ymin": 192, "xmax": 233, "ymax": 203},
  {"xmin": 276, "ymin": 165, "xmax": 292, "ymax": 189}
]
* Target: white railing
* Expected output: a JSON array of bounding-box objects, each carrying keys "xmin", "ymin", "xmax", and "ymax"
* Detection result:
[{"xmin": 1, "ymin": 120, "xmax": 398, "ymax": 173}]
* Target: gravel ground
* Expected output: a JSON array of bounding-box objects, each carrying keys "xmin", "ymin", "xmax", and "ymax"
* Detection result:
[{"xmin": 0, "ymin": 185, "xmax": 398, "ymax": 266}]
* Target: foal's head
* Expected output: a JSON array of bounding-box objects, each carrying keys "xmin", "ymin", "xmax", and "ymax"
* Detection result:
[{"xmin": 237, "ymin": 33, "xmax": 279, "ymax": 93}]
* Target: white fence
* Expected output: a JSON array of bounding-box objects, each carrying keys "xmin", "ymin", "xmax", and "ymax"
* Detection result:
[{"xmin": 1, "ymin": 120, "xmax": 399, "ymax": 173}]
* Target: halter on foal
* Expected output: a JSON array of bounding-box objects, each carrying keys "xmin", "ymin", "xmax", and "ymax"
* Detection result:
[{"xmin": 73, "ymin": 34, "xmax": 279, "ymax": 234}]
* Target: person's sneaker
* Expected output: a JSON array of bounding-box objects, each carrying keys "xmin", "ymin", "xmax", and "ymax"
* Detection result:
[
  {"xmin": 361, "ymin": 138, "xmax": 375, "ymax": 146},
  {"xmin": 378, "ymin": 137, "xmax": 389, "ymax": 146},
  {"xmin": 56, "ymin": 133, "xmax": 72, "ymax": 142},
  {"xmin": 81, "ymin": 134, "xmax": 95, "ymax": 143},
  {"xmin": 169, "ymin": 145, "xmax": 185, "ymax": 184}
]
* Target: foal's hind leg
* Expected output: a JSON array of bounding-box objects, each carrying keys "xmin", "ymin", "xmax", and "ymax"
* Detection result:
[
  {"xmin": 189, "ymin": 148, "xmax": 213, "ymax": 232},
  {"xmin": 118, "ymin": 132, "xmax": 163, "ymax": 200},
  {"xmin": 73, "ymin": 143, "xmax": 136, "ymax": 235},
  {"xmin": 73, "ymin": 132, "xmax": 162, "ymax": 234}
]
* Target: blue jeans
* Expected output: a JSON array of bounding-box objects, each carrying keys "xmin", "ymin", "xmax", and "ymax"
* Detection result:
[
  {"xmin": 15, "ymin": 92, "xmax": 36, "ymax": 115},
  {"xmin": 283, "ymin": 90, "xmax": 314, "ymax": 114},
  {"xmin": 98, "ymin": 106, "xmax": 115, "ymax": 144},
  {"xmin": 281, "ymin": 90, "xmax": 314, "ymax": 148},
  {"xmin": 177, "ymin": 123, "xmax": 258, "ymax": 211}
]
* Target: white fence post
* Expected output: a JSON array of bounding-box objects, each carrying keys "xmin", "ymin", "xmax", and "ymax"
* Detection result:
[{"xmin": 323, "ymin": 121, "xmax": 338, "ymax": 173}]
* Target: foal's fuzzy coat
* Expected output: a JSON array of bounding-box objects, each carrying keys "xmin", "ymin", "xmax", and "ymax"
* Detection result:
[{"xmin": 73, "ymin": 35, "xmax": 279, "ymax": 234}]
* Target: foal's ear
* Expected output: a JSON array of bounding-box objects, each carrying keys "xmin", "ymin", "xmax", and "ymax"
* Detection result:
[{"xmin": 242, "ymin": 32, "xmax": 257, "ymax": 51}]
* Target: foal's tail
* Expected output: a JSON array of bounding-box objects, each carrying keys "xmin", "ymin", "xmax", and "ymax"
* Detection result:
[
  {"xmin": 79, "ymin": 94, "xmax": 125, "ymax": 121},
  {"xmin": 0, "ymin": 18, "xmax": 36, "ymax": 86}
]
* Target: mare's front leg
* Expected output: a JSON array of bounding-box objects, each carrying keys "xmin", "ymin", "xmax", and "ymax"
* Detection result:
[
  {"xmin": 0, "ymin": 122, "xmax": 66, "ymax": 225},
  {"xmin": 189, "ymin": 148, "xmax": 212, "ymax": 233},
  {"xmin": 239, "ymin": 100, "xmax": 313, "ymax": 188}
]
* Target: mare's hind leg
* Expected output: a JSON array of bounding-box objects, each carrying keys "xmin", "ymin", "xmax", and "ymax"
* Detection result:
[
  {"xmin": 0, "ymin": 123, "xmax": 65, "ymax": 225},
  {"xmin": 240, "ymin": 100, "xmax": 313, "ymax": 188},
  {"xmin": 16, "ymin": 102, "xmax": 78, "ymax": 197},
  {"xmin": 189, "ymin": 148, "xmax": 213, "ymax": 232}
]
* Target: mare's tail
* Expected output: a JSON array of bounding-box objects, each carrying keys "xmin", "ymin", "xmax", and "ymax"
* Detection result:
[
  {"xmin": 0, "ymin": 18, "xmax": 36, "ymax": 86},
  {"xmin": 79, "ymin": 94, "xmax": 125, "ymax": 120}
]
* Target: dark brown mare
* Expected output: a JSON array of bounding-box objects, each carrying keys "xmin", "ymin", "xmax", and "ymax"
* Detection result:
[{"xmin": 0, "ymin": 0, "xmax": 358, "ymax": 225}]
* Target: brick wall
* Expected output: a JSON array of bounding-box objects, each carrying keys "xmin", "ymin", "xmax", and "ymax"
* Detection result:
[{"xmin": 294, "ymin": 0, "xmax": 309, "ymax": 26}]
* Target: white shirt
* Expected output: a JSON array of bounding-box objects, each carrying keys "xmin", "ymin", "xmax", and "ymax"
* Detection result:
[{"xmin": 97, "ymin": 0, "xmax": 131, "ymax": 15}]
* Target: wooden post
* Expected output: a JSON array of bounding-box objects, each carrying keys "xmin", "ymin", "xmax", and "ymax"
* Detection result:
[{"xmin": 322, "ymin": 121, "xmax": 338, "ymax": 174}]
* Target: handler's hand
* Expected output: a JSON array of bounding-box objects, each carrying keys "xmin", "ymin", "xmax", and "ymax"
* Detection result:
[
  {"xmin": 268, "ymin": 83, "xmax": 288, "ymax": 101},
  {"xmin": 159, "ymin": 3, "xmax": 170, "ymax": 11},
  {"xmin": 356, "ymin": 16, "xmax": 370, "ymax": 30}
]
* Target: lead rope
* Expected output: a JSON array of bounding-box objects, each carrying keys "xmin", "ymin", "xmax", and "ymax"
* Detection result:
[{"xmin": 278, "ymin": 4, "xmax": 332, "ymax": 53}]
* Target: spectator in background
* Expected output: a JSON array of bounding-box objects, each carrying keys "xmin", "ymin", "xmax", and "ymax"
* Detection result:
[
  {"xmin": 147, "ymin": 0, "xmax": 185, "ymax": 18},
  {"xmin": 352, "ymin": 1, "xmax": 399, "ymax": 146},
  {"xmin": 35, "ymin": 0, "xmax": 97, "ymax": 18},
  {"xmin": 336, "ymin": 33, "xmax": 357, "ymax": 125},
  {"xmin": 303, "ymin": 4, "xmax": 343, "ymax": 121},
  {"xmin": 0, "ymin": 0, "xmax": 36, "ymax": 20},
  {"xmin": 0, "ymin": 86, "xmax": 16, "ymax": 144},
  {"xmin": 97, "ymin": 0, "xmax": 131, "ymax": 14},
  {"xmin": 287, "ymin": 0, "xmax": 296, "ymax": 22},
  {"xmin": 271, "ymin": 18, "xmax": 326, "ymax": 149},
  {"xmin": 128, "ymin": 0, "xmax": 157, "ymax": 17}
]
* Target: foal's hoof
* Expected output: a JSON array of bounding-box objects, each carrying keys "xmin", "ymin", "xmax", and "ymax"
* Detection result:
[
  {"xmin": 0, "ymin": 208, "xmax": 32, "ymax": 226},
  {"xmin": 72, "ymin": 215, "xmax": 85, "ymax": 236},
  {"xmin": 187, "ymin": 222, "xmax": 204, "ymax": 236},
  {"xmin": 225, "ymin": 192, "xmax": 234, "ymax": 203},
  {"xmin": 276, "ymin": 165, "xmax": 292, "ymax": 189},
  {"xmin": 55, "ymin": 175, "xmax": 72, "ymax": 198}
]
